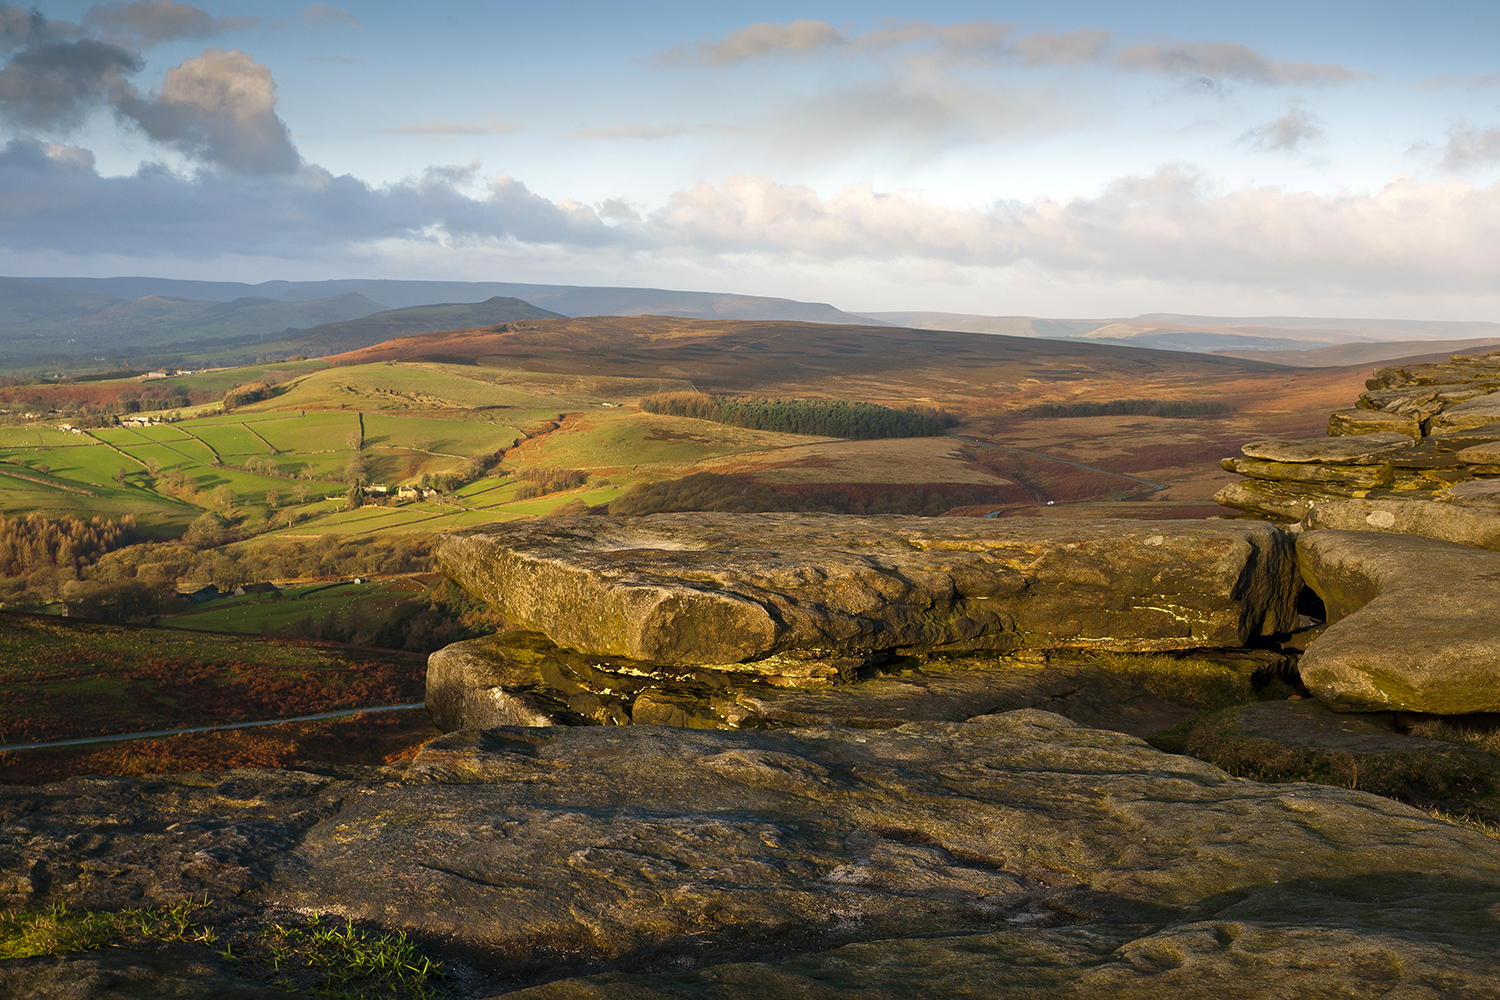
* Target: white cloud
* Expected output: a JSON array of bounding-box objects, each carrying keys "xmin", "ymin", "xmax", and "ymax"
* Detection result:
[
  {"xmin": 113, "ymin": 48, "xmax": 299, "ymax": 173},
  {"xmin": 1440, "ymin": 123, "xmax": 1500, "ymax": 172},
  {"xmin": 1114, "ymin": 40, "xmax": 1362, "ymax": 85},
  {"xmin": 384, "ymin": 118, "xmax": 519, "ymax": 136},
  {"xmin": 660, "ymin": 19, "xmax": 846, "ymax": 66},
  {"xmin": 4, "ymin": 136, "xmax": 1497, "ymax": 305},
  {"xmin": 1239, "ymin": 100, "xmax": 1324, "ymax": 152}
]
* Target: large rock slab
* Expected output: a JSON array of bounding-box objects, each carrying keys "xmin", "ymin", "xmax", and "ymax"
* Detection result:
[
  {"xmin": 1212, "ymin": 478, "xmax": 1358, "ymax": 521},
  {"xmin": 1297, "ymin": 530, "xmax": 1500, "ymax": 712},
  {"xmin": 426, "ymin": 630, "xmax": 1197, "ymax": 736},
  {"xmin": 1239, "ymin": 432, "xmax": 1414, "ymax": 464},
  {"xmin": 435, "ymin": 514, "xmax": 1299, "ymax": 665},
  {"xmin": 259, "ymin": 713, "xmax": 1500, "ymax": 997},
  {"xmin": 1429, "ymin": 393, "xmax": 1500, "ymax": 432},
  {"xmin": 1302, "ymin": 497, "xmax": 1500, "ymax": 551},
  {"xmin": 1327, "ymin": 407, "xmax": 1420, "ymax": 437},
  {"xmin": 9, "ymin": 716, "xmax": 1500, "ymax": 997},
  {"xmin": 1220, "ymin": 456, "xmax": 1391, "ymax": 488}
]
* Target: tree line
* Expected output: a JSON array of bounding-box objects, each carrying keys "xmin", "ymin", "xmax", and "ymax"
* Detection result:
[
  {"xmin": 639, "ymin": 392, "xmax": 955, "ymax": 439},
  {"xmin": 1026, "ymin": 399, "xmax": 1230, "ymax": 419}
]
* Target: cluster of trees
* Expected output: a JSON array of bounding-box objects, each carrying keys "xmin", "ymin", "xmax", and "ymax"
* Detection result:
[
  {"xmin": 639, "ymin": 392, "xmax": 955, "ymax": 439},
  {"xmin": 0, "ymin": 512, "xmax": 139, "ymax": 578},
  {"xmin": 222, "ymin": 381, "xmax": 278, "ymax": 410},
  {"xmin": 513, "ymin": 466, "xmax": 588, "ymax": 500},
  {"xmin": 1027, "ymin": 399, "xmax": 1231, "ymax": 419}
]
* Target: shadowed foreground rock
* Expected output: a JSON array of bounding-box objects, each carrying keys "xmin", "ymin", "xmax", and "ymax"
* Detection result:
[
  {"xmin": 425, "ymin": 630, "xmax": 1199, "ymax": 735},
  {"xmin": 5, "ymin": 713, "xmax": 1500, "ymax": 997},
  {"xmin": 435, "ymin": 514, "xmax": 1298, "ymax": 668},
  {"xmin": 1298, "ymin": 529, "xmax": 1500, "ymax": 713}
]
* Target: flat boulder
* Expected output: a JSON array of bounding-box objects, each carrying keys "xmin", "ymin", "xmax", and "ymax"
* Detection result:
[
  {"xmin": 1297, "ymin": 530, "xmax": 1500, "ymax": 712},
  {"xmin": 435, "ymin": 514, "xmax": 1298, "ymax": 665},
  {"xmin": 1301, "ymin": 498, "xmax": 1500, "ymax": 552},
  {"xmin": 1239, "ymin": 432, "xmax": 1414, "ymax": 464},
  {"xmin": 1327, "ymin": 408, "xmax": 1420, "ymax": 437},
  {"xmin": 1436, "ymin": 479, "xmax": 1500, "ymax": 508}
]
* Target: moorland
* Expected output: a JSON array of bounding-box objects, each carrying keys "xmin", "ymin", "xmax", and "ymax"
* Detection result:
[{"xmin": 0, "ymin": 305, "xmax": 1400, "ymax": 782}]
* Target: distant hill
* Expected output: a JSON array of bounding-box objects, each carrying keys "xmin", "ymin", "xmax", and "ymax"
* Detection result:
[
  {"xmin": 248, "ymin": 297, "xmax": 566, "ymax": 359},
  {"xmin": 317, "ymin": 314, "xmax": 1287, "ymax": 407},
  {"xmin": 17, "ymin": 276, "xmax": 881, "ymax": 326},
  {"xmin": 1213, "ymin": 337, "xmax": 1500, "ymax": 368},
  {"xmin": 859, "ymin": 311, "xmax": 1500, "ymax": 354},
  {"xmin": 0, "ymin": 283, "xmax": 389, "ymax": 366}
]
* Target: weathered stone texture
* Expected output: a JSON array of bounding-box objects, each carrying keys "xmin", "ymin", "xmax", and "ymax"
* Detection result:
[
  {"xmin": 1301, "ymin": 497, "xmax": 1500, "ymax": 551},
  {"xmin": 1297, "ymin": 529, "xmax": 1500, "ymax": 713},
  {"xmin": 425, "ymin": 630, "xmax": 1199, "ymax": 736},
  {"xmin": 435, "ymin": 514, "xmax": 1299, "ymax": 665}
]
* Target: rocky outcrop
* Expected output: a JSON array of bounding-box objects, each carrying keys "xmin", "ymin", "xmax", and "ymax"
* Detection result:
[
  {"xmin": 8, "ymin": 716, "xmax": 1500, "ymax": 996},
  {"xmin": 1296, "ymin": 529, "xmax": 1500, "ymax": 713},
  {"xmin": 426, "ymin": 629, "xmax": 1203, "ymax": 736},
  {"xmin": 1216, "ymin": 351, "xmax": 1500, "ymax": 521},
  {"xmin": 1301, "ymin": 497, "xmax": 1500, "ymax": 551},
  {"xmin": 435, "ymin": 514, "xmax": 1298, "ymax": 668}
]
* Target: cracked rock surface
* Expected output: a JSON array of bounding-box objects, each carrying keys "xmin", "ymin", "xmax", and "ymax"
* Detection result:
[
  {"xmin": 435, "ymin": 514, "xmax": 1298, "ymax": 666},
  {"xmin": 4, "ymin": 713, "xmax": 1500, "ymax": 997}
]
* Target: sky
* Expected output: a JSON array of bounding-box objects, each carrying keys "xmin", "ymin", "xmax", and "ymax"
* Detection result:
[{"xmin": 0, "ymin": 0, "xmax": 1498, "ymax": 319}]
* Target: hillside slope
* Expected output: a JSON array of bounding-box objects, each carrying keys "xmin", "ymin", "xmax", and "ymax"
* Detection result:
[
  {"xmin": 861, "ymin": 310, "xmax": 1500, "ymax": 354},
  {"xmin": 18, "ymin": 277, "xmax": 880, "ymax": 326}
]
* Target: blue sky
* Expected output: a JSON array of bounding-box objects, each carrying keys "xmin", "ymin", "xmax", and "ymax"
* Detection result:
[{"xmin": 2, "ymin": 1, "xmax": 1498, "ymax": 318}]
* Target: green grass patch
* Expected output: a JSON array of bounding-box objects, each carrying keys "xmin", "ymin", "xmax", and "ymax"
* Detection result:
[
  {"xmin": 0, "ymin": 900, "xmax": 443, "ymax": 998},
  {"xmin": 158, "ymin": 580, "xmax": 425, "ymax": 636},
  {"xmin": 0, "ymin": 899, "xmax": 220, "ymax": 960},
  {"xmin": 259, "ymin": 912, "xmax": 443, "ymax": 999}
]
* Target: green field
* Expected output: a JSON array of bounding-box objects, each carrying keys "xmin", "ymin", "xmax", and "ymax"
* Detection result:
[
  {"xmin": 157, "ymin": 578, "xmax": 428, "ymax": 635},
  {"xmin": 0, "ymin": 359, "xmax": 834, "ymax": 539}
]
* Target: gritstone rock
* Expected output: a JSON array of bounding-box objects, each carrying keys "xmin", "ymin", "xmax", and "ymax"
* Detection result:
[
  {"xmin": 434, "ymin": 514, "xmax": 1299, "ymax": 665},
  {"xmin": 1327, "ymin": 407, "xmax": 1420, "ymax": 437},
  {"xmin": 426, "ymin": 630, "xmax": 1199, "ymax": 736},
  {"xmin": 1435, "ymin": 479, "xmax": 1500, "ymax": 509},
  {"xmin": 1297, "ymin": 529, "xmax": 1500, "ymax": 713},
  {"xmin": 10, "ymin": 714, "xmax": 1500, "ymax": 996},
  {"xmin": 1300, "ymin": 497, "xmax": 1500, "ymax": 552},
  {"xmin": 277, "ymin": 714, "xmax": 1500, "ymax": 997},
  {"xmin": 1238, "ymin": 433, "xmax": 1415, "ymax": 464}
]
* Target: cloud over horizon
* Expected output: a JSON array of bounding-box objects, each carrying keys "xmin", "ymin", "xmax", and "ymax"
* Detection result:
[{"xmin": 3, "ymin": 135, "xmax": 1496, "ymax": 304}]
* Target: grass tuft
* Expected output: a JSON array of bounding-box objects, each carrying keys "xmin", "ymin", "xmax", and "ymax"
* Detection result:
[{"xmin": 1088, "ymin": 651, "xmax": 1255, "ymax": 713}]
